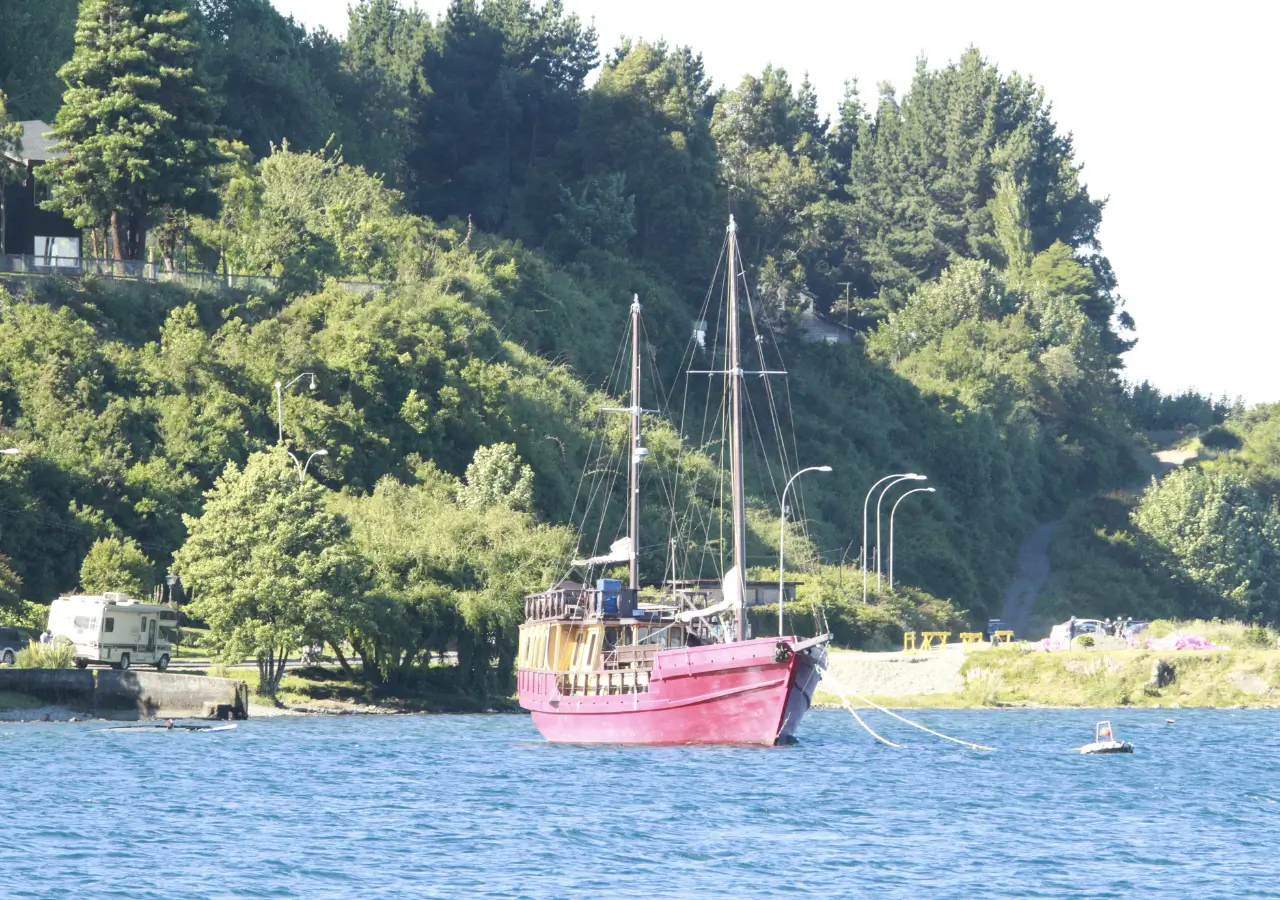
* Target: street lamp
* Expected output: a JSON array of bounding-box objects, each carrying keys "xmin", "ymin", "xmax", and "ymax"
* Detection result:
[
  {"xmin": 862, "ymin": 473, "xmax": 924, "ymax": 602},
  {"xmin": 889, "ymin": 487, "xmax": 935, "ymax": 590},
  {"xmin": 876, "ymin": 474, "xmax": 927, "ymax": 594},
  {"xmin": 274, "ymin": 373, "xmax": 317, "ymax": 445},
  {"xmin": 0, "ymin": 448, "xmax": 19, "ymax": 455},
  {"xmin": 778, "ymin": 465, "xmax": 832, "ymax": 637},
  {"xmin": 287, "ymin": 448, "xmax": 328, "ymax": 483}
]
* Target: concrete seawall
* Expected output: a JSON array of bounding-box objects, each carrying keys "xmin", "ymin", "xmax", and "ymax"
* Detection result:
[{"xmin": 0, "ymin": 669, "xmax": 249, "ymax": 719}]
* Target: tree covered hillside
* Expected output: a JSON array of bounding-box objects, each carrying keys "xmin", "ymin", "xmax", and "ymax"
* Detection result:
[{"xmin": 2, "ymin": 0, "xmax": 1254, "ymax": 690}]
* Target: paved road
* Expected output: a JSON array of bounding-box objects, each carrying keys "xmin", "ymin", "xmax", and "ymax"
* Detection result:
[{"xmin": 167, "ymin": 658, "xmax": 320, "ymax": 673}]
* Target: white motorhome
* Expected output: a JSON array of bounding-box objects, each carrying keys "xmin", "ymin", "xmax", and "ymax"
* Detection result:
[{"xmin": 47, "ymin": 593, "xmax": 177, "ymax": 671}]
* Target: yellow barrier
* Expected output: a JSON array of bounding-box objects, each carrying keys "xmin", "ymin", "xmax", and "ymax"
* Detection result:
[
  {"xmin": 903, "ymin": 631, "xmax": 917, "ymax": 652},
  {"xmin": 991, "ymin": 630, "xmax": 1015, "ymax": 646},
  {"xmin": 959, "ymin": 632, "xmax": 983, "ymax": 645},
  {"xmin": 920, "ymin": 631, "xmax": 950, "ymax": 650}
]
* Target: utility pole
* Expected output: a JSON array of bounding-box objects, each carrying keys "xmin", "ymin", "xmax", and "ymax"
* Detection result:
[{"xmin": 838, "ymin": 282, "xmax": 853, "ymax": 328}]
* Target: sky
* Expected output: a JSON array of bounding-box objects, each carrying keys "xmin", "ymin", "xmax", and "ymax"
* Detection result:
[{"xmin": 271, "ymin": 0, "xmax": 1279, "ymax": 405}]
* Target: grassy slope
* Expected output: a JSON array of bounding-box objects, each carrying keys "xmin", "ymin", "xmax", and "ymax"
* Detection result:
[
  {"xmin": 0, "ymin": 690, "xmax": 44, "ymax": 711},
  {"xmin": 816, "ymin": 646, "xmax": 1280, "ymax": 709}
]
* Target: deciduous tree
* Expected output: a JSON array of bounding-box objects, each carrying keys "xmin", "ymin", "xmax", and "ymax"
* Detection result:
[
  {"xmin": 1132, "ymin": 468, "xmax": 1280, "ymax": 624},
  {"xmin": 78, "ymin": 535, "xmax": 156, "ymax": 597},
  {"xmin": 174, "ymin": 450, "xmax": 364, "ymax": 695}
]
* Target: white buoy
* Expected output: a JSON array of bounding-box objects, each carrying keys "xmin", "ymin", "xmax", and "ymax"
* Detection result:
[{"xmin": 1079, "ymin": 720, "xmax": 1133, "ymax": 754}]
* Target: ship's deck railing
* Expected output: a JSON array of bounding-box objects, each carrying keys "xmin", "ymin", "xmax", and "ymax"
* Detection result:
[
  {"xmin": 555, "ymin": 668, "xmax": 651, "ymax": 697},
  {"xmin": 524, "ymin": 588, "xmax": 603, "ymax": 621},
  {"xmin": 601, "ymin": 645, "xmax": 658, "ymax": 670}
]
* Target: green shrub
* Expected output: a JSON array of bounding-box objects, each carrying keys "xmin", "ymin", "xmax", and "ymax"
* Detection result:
[
  {"xmin": 1199, "ymin": 426, "xmax": 1242, "ymax": 451},
  {"xmin": 15, "ymin": 639, "xmax": 76, "ymax": 669},
  {"xmin": 1076, "ymin": 634, "xmax": 1095, "ymax": 648},
  {"xmin": 962, "ymin": 667, "xmax": 1003, "ymax": 705},
  {"xmin": 1243, "ymin": 627, "xmax": 1274, "ymax": 648}
]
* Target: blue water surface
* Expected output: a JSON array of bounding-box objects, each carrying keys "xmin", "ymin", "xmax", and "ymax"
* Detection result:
[{"xmin": 3, "ymin": 708, "xmax": 1279, "ymax": 898}]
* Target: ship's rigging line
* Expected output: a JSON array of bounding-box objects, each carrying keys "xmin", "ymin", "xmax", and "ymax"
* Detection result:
[
  {"xmin": 669, "ymin": 227, "xmax": 819, "ymax": 633},
  {"xmin": 561, "ymin": 225, "xmax": 824, "ymax": 635},
  {"xmin": 561, "ymin": 313, "xmax": 634, "ymax": 580}
]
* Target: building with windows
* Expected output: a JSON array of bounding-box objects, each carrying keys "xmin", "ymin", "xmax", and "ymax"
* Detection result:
[{"xmin": 1, "ymin": 120, "xmax": 82, "ymax": 266}]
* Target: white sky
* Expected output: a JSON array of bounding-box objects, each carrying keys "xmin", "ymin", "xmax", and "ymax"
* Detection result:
[{"xmin": 272, "ymin": 0, "xmax": 1279, "ymax": 404}]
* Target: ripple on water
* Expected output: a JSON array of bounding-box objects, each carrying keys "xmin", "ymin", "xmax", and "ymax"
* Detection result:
[{"xmin": 3, "ymin": 709, "xmax": 1280, "ymax": 898}]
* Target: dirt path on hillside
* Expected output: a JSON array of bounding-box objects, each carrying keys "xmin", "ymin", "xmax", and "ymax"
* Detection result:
[
  {"xmin": 1152, "ymin": 448, "xmax": 1198, "ymax": 471},
  {"xmin": 998, "ymin": 446, "xmax": 1200, "ymax": 638},
  {"xmin": 1000, "ymin": 521, "xmax": 1057, "ymax": 636}
]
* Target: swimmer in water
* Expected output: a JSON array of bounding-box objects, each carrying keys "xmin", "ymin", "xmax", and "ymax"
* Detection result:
[{"xmin": 165, "ymin": 718, "xmax": 174, "ymax": 730}]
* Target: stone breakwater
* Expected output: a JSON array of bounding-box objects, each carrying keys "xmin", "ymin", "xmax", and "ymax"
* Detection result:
[{"xmin": 0, "ymin": 668, "xmax": 248, "ymax": 719}]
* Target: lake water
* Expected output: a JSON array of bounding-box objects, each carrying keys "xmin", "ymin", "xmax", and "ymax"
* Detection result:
[{"xmin": 3, "ymin": 708, "xmax": 1278, "ymax": 898}]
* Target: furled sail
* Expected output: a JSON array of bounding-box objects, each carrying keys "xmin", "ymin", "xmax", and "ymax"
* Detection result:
[{"xmin": 571, "ymin": 537, "xmax": 632, "ymax": 568}]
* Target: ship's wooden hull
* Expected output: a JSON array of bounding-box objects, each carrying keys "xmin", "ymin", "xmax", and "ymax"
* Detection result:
[{"xmin": 517, "ymin": 637, "xmax": 825, "ymax": 745}]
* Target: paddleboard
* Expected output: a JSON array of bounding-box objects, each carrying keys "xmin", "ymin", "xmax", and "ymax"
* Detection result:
[{"xmin": 84, "ymin": 723, "xmax": 239, "ymax": 734}]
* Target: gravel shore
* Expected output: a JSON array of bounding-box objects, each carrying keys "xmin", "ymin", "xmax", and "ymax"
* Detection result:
[{"xmin": 0, "ymin": 705, "xmax": 100, "ymax": 723}]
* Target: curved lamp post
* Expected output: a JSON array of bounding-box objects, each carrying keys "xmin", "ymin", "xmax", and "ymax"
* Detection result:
[
  {"xmin": 862, "ymin": 473, "xmax": 924, "ymax": 602},
  {"xmin": 889, "ymin": 487, "xmax": 935, "ymax": 590},
  {"xmin": 778, "ymin": 465, "xmax": 832, "ymax": 637},
  {"xmin": 876, "ymin": 474, "xmax": 927, "ymax": 594},
  {"xmin": 274, "ymin": 372, "xmax": 317, "ymax": 445},
  {"xmin": 287, "ymin": 448, "xmax": 328, "ymax": 483}
]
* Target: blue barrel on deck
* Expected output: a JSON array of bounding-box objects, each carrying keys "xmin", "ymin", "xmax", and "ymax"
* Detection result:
[{"xmin": 597, "ymin": 578, "xmax": 622, "ymax": 614}]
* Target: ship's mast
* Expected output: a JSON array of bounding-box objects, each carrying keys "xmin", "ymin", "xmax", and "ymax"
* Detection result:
[
  {"xmin": 628, "ymin": 294, "xmax": 642, "ymax": 590},
  {"xmin": 727, "ymin": 217, "xmax": 747, "ymax": 640}
]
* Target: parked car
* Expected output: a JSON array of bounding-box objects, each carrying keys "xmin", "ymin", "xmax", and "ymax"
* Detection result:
[
  {"xmin": 1122, "ymin": 620, "xmax": 1150, "ymax": 638},
  {"xmin": 984, "ymin": 619, "xmax": 1013, "ymax": 640},
  {"xmin": 1070, "ymin": 618, "xmax": 1107, "ymax": 637},
  {"xmin": 0, "ymin": 626, "xmax": 33, "ymax": 665}
]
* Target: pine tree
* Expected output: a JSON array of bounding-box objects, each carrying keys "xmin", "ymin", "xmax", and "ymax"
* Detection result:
[
  {"xmin": 571, "ymin": 40, "xmax": 719, "ymax": 290},
  {"xmin": 0, "ymin": 90, "xmax": 25, "ymax": 255},
  {"xmin": 39, "ymin": 0, "xmax": 222, "ymax": 261},
  {"xmin": 0, "ymin": 0, "xmax": 78, "ymax": 121}
]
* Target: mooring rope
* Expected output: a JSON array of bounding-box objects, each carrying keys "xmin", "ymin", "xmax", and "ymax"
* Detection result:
[
  {"xmin": 848, "ymin": 690, "xmax": 996, "ymax": 752},
  {"xmin": 819, "ymin": 664, "xmax": 997, "ymax": 752},
  {"xmin": 838, "ymin": 694, "xmax": 907, "ymax": 749}
]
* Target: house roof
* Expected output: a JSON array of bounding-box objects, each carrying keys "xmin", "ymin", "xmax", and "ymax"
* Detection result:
[{"xmin": 2, "ymin": 120, "xmax": 61, "ymax": 163}]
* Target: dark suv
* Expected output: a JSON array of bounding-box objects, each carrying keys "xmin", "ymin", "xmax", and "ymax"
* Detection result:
[
  {"xmin": 0, "ymin": 626, "xmax": 33, "ymax": 665},
  {"xmin": 984, "ymin": 619, "xmax": 1013, "ymax": 641}
]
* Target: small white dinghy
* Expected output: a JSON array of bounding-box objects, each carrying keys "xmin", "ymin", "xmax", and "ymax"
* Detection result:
[{"xmin": 1079, "ymin": 720, "xmax": 1133, "ymax": 754}]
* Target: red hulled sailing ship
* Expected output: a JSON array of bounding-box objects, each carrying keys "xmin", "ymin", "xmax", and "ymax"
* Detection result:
[{"xmin": 517, "ymin": 217, "xmax": 829, "ymax": 744}]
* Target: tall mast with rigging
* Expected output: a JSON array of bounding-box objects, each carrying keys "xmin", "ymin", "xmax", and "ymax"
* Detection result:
[
  {"xmin": 628, "ymin": 294, "xmax": 642, "ymax": 590},
  {"xmin": 603, "ymin": 295, "xmax": 650, "ymax": 590},
  {"xmin": 727, "ymin": 217, "xmax": 747, "ymax": 640}
]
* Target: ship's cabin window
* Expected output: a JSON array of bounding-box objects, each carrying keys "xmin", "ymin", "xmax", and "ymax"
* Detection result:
[{"xmin": 636, "ymin": 625, "xmax": 670, "ymax": 649}]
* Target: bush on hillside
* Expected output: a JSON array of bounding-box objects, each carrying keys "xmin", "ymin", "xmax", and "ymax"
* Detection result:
[{"xmin": 1200, "ymin": 426, "xmax": 1242, "ymax": 451}]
